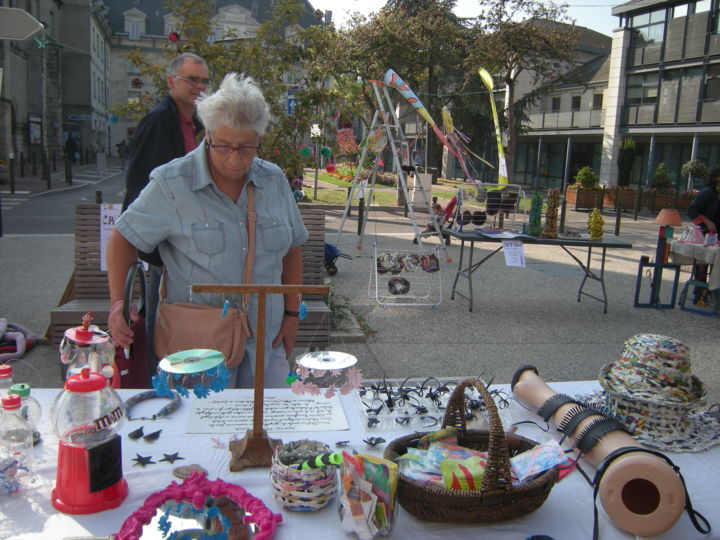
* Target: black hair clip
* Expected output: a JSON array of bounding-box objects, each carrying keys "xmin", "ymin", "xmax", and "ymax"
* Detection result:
[
  {"xmin": 128, "ymin": 426, "xmax": 144, "ymax": 441},
  {"xmin": 363, "ymin": 437, "xmax": 386, "ymax": 447},
  {"xmin": 143, "ymin": 429, "xmax": 162, "ymax": 442},
  {"xmin": 395, "ymin": 415, "xmax": 412, "ymax": 426},
  {"xmin": 367, "ymin": 417, "xmax": 381, "ymax": 428},
  {"xmin": 420, "ymin": 416, "xmax": 438, "ymax": 428},
  {"xmin": 335, "ymin": 440, "xmax": 350, "ymax": 448}
]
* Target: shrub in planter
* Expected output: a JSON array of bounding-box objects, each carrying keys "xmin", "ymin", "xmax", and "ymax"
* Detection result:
[
  {"xmin": 574, "ymin": 166, "xmax": 599, "ymax": 189},
  {"xmin": 650, "ymin": 163, "xmax": 673, "ymax": 192},
  {"xmin": 681, "ymin": 159, "xmax": 708, "ymax": 191}
]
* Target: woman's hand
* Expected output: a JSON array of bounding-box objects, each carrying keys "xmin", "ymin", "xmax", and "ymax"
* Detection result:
[
  {"xmin": 272, "ymin": 314, "xmax": 300, "ymax": 359},
  {"xmin": 108, "ymin": 301, "xmax": 139, "ymax": 348}
]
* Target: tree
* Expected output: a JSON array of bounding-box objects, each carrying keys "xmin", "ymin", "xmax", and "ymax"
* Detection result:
[
  {"xmin": 330, "ymin": 1, "xmax": 472, "ymax": 172},
  {"xmin": 650, "ymin": 163, "xmax": 673, "ymax": 191},
  {"xmin": 110, "ymin": 0, "xmax": 342, "ymax": 177},
  {"xmin": 467, "ymin": 0, "xmax": 579, "ymax": 181},
  {"xmin": 681, "ymin": 159, "xmax": 708, "ymax": 191}
]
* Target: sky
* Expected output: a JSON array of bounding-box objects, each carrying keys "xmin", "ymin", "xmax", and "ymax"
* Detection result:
[{"xmin": 309, "ymin": 0, "xmax": 620, "ymax": 37}]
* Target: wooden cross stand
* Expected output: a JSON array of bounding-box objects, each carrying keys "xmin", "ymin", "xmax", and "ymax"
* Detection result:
[{"xmin": 191, "ymin": 283, "xmax": 330, "ymax": 470}]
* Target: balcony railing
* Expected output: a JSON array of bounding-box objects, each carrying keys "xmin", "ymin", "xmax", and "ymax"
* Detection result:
[{"xmin": 527, "ymin": 109, "xmax": 604, "ymax": 130}]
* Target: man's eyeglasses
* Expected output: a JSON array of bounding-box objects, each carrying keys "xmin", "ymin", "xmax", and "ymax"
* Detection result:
[
  {"xmin": 206, "ymin": 139, "xmax": 261, "ymax": 156},
  {"xmin": 173, "ymin": 75, "xmax": 211, "ymax": 87}
]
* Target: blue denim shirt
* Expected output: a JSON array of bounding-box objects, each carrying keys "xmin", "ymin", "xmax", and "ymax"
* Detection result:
[{"xmin": 116, "ymin": 142, "xmax": 309, "ymax": 356}]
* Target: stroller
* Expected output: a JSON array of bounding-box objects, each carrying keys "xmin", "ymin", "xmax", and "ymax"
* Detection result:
[
  {"xmin": 413, "ymin": 196, "xmax": 457, "ymax": 246},
  {"xmin": 324, "ymin": 242, "xmax": 351, "ymax": 276}
]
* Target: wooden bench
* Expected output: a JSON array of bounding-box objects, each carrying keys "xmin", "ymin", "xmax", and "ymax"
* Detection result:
[{"xmin": 49, "ymin": 204, "xmax": 331, "ymax": 351}]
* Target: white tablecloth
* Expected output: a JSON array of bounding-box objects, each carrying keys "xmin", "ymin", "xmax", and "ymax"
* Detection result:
[
  {"xmin": 670, "ymin": 240, "xmax": 720, "ymax": 290},
  {"xmin": 2, "ymin": 383, "xmax": 718, "ymax": 540}
]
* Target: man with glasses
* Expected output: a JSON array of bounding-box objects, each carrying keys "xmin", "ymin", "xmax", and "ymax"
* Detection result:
[
  {"xmin": 107, "ymin": 73, "xmax": 308, "ymax": 389},
  {"xmin": 120, "ymin": 53, "xmax": 209, "ymax": 379}
]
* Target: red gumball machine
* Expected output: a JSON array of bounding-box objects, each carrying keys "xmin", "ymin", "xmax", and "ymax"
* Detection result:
[{"xmin": 49, "ymin": 368, "xmax": 128, "ymax": 514}]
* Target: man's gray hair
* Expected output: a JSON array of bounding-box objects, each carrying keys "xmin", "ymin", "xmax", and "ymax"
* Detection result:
[
  {"xmin": 196, "ymin": 73, "xmax": 269, "ymax": 136},
  {"xmin": 167, "ymin": 53, "xmax": 207, "ymax": 76}
]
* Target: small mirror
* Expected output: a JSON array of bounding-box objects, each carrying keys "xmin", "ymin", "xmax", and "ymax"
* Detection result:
[
  {"xmin": 141, "ymin": 496, "xmax": 256, "ymax": 539},
  {"xmin": 117, "ymin": 472, "xmax": 280, "ymax": 540}
]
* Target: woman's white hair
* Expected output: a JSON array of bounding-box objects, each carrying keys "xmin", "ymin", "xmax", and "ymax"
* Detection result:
[{"xmin": 196, "ymin": 73, "xmax": 269, "ymax": 136}]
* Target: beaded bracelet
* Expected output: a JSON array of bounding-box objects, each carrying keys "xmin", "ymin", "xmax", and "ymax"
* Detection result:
[{"xmin": 124, "ymin": 390, "xmax": 181, "ymax": 421}]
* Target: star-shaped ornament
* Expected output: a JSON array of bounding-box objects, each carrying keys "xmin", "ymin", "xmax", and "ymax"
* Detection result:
[
  {"xmin": 159, "ymin": 452, "xmax": 185, "ymax": 464},
  {"xmin": 132, "ymin": 453, "xmax": 156, "ymax": 467}
]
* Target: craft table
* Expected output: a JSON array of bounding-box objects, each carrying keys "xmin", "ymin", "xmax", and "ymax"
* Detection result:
[
  {"xmin": 3, "ymin": 383, "xmax": 717, "ymax": 540},
  {"xmin": 443, "ymin": 229, "xmax": 633, "ymax": 313},
  {"xmin": 670, "ymin": 240, "xmax": 720, "ymax": 291}
]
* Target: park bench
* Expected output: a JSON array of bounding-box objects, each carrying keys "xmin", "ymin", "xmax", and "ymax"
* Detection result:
[{"xmin": 49, "ymin": 204, "xmax": 331, "ymax": 351}]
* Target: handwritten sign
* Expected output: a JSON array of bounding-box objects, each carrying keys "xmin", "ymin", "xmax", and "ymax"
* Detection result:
[
  {"xmin": 186, "ymin": 393, "xmax": 350, "ymax": 434},
  {"xmin": 502, "ymin": 240, "xmax": 526, "ymax": 267},
  {"xmin": 100, "ymin": 203, "xmax": 122, "ymax": 271}
]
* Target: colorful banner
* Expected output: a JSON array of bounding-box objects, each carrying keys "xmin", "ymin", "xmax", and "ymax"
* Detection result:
[{"xmin": 478, "ymin": 68, "xmax": 508, "ymax": 184}]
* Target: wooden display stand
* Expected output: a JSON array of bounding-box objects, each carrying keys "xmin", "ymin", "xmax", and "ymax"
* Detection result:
[{"xmin": 191, "ymin": 283, "xmax": 330, "ymax": 471}]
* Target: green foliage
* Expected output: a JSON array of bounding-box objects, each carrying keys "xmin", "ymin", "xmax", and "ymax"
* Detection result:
[
  {"xmin": 574, "ymin": 166, "xmax": 599, "ymax": 189},
  {"xmin": 527, "ymin": 192, "xmax": 544, "ymax": 236},
  {"xmin": 617, "ymin": 137, "xmax": 636, "ymax": 187},
  {"xmin": 109, "ymin": 0, "xmax": 342, "ymax": 175},
  {"xmin": 650, "ymin": 163, "xmax": 673, "ymax": 191},
  {"xmin": 467, "ymin": 3, "xmax": 579, "ymax": 178},
  {"xmin": 681, "ymin": 159, "xmax": 708, "ymax": 180}
]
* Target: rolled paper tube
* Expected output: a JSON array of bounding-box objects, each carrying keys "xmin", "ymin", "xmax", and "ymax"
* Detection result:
[{"xmin": 513, "ymin": 368, "xmax": 685, "ymax": 537}]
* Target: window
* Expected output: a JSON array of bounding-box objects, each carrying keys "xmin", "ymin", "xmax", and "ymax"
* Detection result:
[
  {"xmin": 592, "ymin": 93, "xmax": 604, "ymax": 109},
  {"xmin": 694, "ymin": 0, "xmax": 711, "ymax": 13},
  {"xmin": 128, "ymin": 22, "xmax": 139, "ymax": 40},
  {"xmin": 706, "ymin": 64, "xmax": 720, "ymax": 99},
  {"xmin": 631, "ymin": 9, "xmax": 666, "ymax": 45},
  {"xmin": 626, "ymin": 73, "xmax": 659, "ymax": 104},
  {"xmin": 571, "ymin": 95, "xmax": 581, "ymax": 111},
  {"xmin": 673, "ymin": 4, "xmax": 688, "ymax": 17},
  {"xmin": 551, "ymin": 97, "xmax": 561, "ymax": 112}
]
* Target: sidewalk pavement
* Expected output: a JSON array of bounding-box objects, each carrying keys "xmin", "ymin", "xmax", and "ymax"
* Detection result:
[
  {"xmin": 1, "ymin": 155, "xmax": 125, "ymax": 198},
  {"xmin": 2, "ymin": 171, "xmax": 718, "ymax": 409}
]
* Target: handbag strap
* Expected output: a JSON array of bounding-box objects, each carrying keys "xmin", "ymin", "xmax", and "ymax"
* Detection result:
[{"xmin": 160, "ymin": 181, "xmax": 257, "ymax": 310}]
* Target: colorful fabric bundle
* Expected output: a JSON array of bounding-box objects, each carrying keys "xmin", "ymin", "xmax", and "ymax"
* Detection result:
[{"xmin": 338, "ymin": 452, "xmax": 398, "ymax": 540}]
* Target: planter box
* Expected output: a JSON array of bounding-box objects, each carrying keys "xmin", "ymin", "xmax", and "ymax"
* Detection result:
[
  {"xmin": 642, "ymin": 192, "xmax": 676, "ymax": 212},
  {"xmin": 566, "ymin": 188, "xmax": 601, "ymax": 210},
  {"xmin": 604, "ymin": 189, "xmax": 639, "ymax": 210}
]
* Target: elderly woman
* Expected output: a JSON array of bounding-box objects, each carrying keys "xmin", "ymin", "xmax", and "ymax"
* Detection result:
[{"xmin": 106, "ymin": 73, "xmax": 308, "ymax": 387}]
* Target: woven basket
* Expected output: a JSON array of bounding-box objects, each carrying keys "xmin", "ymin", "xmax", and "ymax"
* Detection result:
[
  {"xmin": 270, "ymin": 440, "xmax": 337, "ymax": 512},
  {"xmin": 383, "ymin": 378, "xmax": 557, "ymax": 523}
]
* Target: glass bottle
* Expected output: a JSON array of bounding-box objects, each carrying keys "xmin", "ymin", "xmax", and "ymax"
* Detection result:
[
  {"xmin": 0, "ymin": 365, "xmax": 12, "ymax": 394},
  {"xmin": 9, "ymin": 383, "xmax": 42, "ymax": 445},
  {"xmin": 0, "ymin": 393, "xmax": 33, "ymax": 496}
]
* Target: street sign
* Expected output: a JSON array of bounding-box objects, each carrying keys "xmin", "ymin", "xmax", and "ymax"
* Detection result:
[
  {"xmin": 67, "ymin": 115, "xmax": 92, "ymax": 121},
  {"xmin": 0, "ymin": 8, "xmax": 43, "ymax": 41},
  {"xmin": 287, "ymin": 98, "xmax": 298, "ymax": 115}
]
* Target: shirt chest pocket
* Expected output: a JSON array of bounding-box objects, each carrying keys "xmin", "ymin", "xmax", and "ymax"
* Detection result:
[
  {"xmin": 258, "ymin": 219, "xmax": 291, "ymax": 253},
  {"xmin": 191, "ymin": 220, "xmax": 226, "ymax": 255}
]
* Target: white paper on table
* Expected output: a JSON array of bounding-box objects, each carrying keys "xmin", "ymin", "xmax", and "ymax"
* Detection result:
[
  {"xmin": 502, "ymin": 240, "xmax": 526, "ymax": 267},
  {"xmin": 100, "ymin": 203, "xmax": 122, "ymax": 271},
  {"xmin": 186, "ymin": 391, "xmax": 350, "ymax": 433}
]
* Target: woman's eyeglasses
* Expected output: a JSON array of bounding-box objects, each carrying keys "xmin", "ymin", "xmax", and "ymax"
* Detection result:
[
  {"xmin": 173, "ymin": 75, "xmax": 211, "ymax": 87},
  {"xmin": 206, "ymin": 139, "xmax": 260, "ymax": 156}
]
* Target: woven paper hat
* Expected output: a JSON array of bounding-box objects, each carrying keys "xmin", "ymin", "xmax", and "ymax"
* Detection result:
[{"xmin": 598, "ymin": 334, "xmax": 719, "ymax": 452}]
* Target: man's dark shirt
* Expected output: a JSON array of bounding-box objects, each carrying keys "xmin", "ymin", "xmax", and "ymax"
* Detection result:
[{"xmin": 123, "ymin": 95, "xmax": 203, "ymax": 266}]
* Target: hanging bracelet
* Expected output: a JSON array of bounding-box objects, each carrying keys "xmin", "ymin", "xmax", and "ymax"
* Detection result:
[
  {"xmin": 124, "ymin": 390, "xmax": 181, "ymax": 421},
  {"xmin": 111, "ymin": 300, "xmax": 124, "ymax": 313},
  {"xmin": 284, "ymin": 310, "xmax": 300, "ymax": 317}
]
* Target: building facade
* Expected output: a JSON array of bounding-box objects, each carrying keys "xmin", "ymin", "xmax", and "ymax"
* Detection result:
[{"xmin": 513, "ymin": 0, "xmax": 720, "ymax": 192}]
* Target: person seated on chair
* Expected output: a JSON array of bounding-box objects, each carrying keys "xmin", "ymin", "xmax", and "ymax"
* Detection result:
[
  {"xmin": 414, "ymin": 203, "xmax": 444, "ymax": 244},
  {"xmin": 687, "ymin": 165, "xmax": 720, "ymax": 303},
  {"xmin": 106, "ymin": 73, "xmax": 309, "ymax": 388}
]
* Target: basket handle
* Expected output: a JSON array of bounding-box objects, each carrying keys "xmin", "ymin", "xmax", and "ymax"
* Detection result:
[{"xmin": 441, "ymin": 378, "xmax": 513, "ymax": 493}]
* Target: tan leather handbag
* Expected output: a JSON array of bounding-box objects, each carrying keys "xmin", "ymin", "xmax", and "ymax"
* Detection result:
[{"xmin": 154, "ymin": 184, "xmax": 255, "ymax": 370}]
